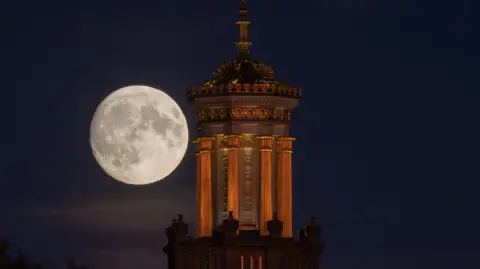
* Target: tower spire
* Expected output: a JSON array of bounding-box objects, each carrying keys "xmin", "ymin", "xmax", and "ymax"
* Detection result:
[{"xmin": 235, "ymin": 0, "xmax": 252, "ymax": 55}]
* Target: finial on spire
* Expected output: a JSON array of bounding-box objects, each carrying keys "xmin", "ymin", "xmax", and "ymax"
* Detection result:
[{"xmin": 235, "ymin": 0, "xmax": 252, "ymax": 55}]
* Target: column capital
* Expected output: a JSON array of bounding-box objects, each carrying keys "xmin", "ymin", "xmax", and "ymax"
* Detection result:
[
  {"xmin": 225, "ymin": 134, "xmax": 241, "ymax": 149},
  {"xmin": 276, "ymin": 137, "xmax": 294, "ymax": 153},
  {"xmin": 260, "ymin": 136, "xmax": 274, "ymax": 152},
  {"xmin": 193, "ymin": 137, "xmax": 216, "ymax": 143},
  {"xmin": 224, "ymin": 134, "xmax": 242, "ymax": 138},
  {"xmin": 195, "ymin": 137, "xmax": 215, "ymax": 153},
  {"xmin": 276, "ymin": 137, "xmax": 296, "ymax": 141}
]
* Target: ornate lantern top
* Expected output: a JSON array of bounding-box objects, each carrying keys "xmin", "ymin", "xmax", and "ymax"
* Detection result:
[{"xmin": 187, "ymin": 0, "xmax": 301, "ymax": 102}]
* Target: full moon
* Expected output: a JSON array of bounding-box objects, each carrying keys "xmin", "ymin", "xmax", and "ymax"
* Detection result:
[{"xmin": 89, "ymin": 85, "xmax": 189, "ymax": 185}]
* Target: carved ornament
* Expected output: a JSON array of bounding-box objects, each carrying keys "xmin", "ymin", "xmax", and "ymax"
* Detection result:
[
  {"xmin": 188, "ymin": 83, "xmax": 301, "ymax": 101},
  {"xmin": 196, "ymin": 107, "xmax": 291, "ymax": 122},
  {"xmin": 240, "ymin": 135, "xmax": 256, "ymax": 148}
]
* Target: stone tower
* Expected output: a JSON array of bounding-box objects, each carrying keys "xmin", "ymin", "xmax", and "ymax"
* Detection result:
[
  {"xmin": 164, "ymin": 1, "xmax": 323, "ymax": 268},
  {"xmin": 190, "ymin": 0, "xmax": 301, "ymax": 238}
]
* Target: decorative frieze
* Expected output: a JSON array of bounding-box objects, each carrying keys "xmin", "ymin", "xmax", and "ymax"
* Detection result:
[
  {"xmin": 188, "ymin": 83, "xmax": 302, "ymax": 101},
  {"xmin": 196, "ymin": 107, "xmax": 291, "ymax": 122}
]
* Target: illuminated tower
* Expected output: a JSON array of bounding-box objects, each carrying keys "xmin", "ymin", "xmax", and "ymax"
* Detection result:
[
  {"xmin": 164, "ymin": 1, "xmax": 323, "ymax": 268},
  {"xmin": 191, "ymin": 0, "xmax": 299, "ymax": 238}
]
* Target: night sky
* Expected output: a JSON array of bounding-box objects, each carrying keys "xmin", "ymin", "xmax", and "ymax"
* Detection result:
[{"xmin": 3, "ymin": 0, "xmax": 478, "ymax": 268}]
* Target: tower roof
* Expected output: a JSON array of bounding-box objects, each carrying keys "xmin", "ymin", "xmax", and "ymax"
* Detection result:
[
  {"xmin": 187, "ymin": 0, "xmax": 301, "ymax": 102},
  {"xmin": 209, "ymin": 56, "xmax": 275, "ymax": 85}
]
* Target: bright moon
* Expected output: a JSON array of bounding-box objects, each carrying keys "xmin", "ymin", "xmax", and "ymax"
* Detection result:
[{"xmin": 89, "ymin": 85, "xmax": 189, "ymax": 185}]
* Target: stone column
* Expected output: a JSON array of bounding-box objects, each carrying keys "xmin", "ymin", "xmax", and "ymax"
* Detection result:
[
  {"xmin": 196, "ymin": 141, "xmax": 201, "ymax": 237},
  {"xmin": 259, "ymin": 136, "xmax": 274, "ymax": 235},
  {"xmin": 195, "ymin": 137, "xmax": 215, "ymax": 237},
  {"xmin": 277, "ymin": 137, "xmax": 294, "ymax": 237},
  {"xmin": 226, "ymin": 135, "xmax": 240, "ymax": 219}
]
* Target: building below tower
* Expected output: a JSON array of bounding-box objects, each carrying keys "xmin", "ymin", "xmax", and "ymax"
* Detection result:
[
  {"xmin": 163, "ymin": 214, "xmax": 323, "ymax": 269},
  {"xmin": 164, "ymin": 1, "xmax": 324, "ymax": 268}
]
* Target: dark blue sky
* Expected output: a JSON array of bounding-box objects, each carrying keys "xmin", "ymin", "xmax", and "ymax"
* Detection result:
[{"xmin": 2, "ymin": 0, "xmax": 478, "ymax": 268}]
